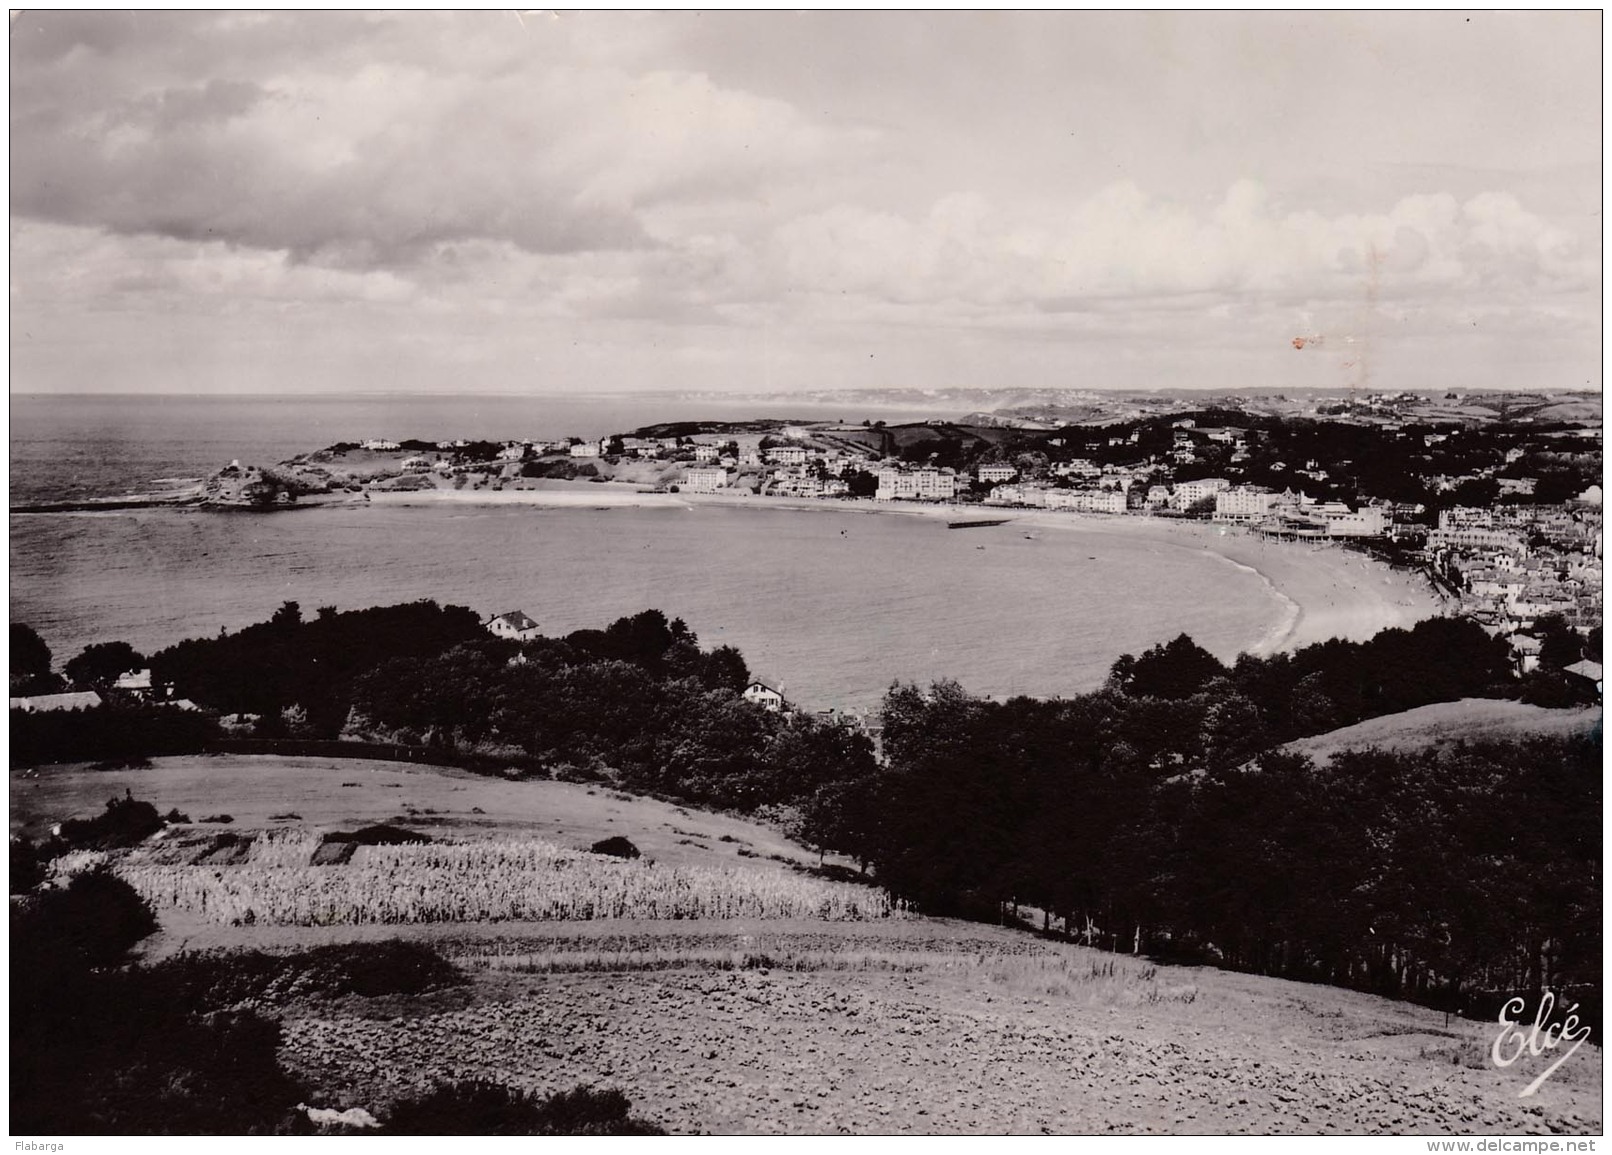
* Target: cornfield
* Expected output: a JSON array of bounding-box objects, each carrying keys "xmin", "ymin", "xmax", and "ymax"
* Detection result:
[
  {"xmin": 114, "ymin": 835, "xmax": 906, "ymax": 926},
  {"xmin": 48, "ymin": 849, "xmax": 110, "ymax": 878}
]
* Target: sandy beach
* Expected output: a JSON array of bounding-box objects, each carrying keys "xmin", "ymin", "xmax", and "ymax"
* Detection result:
[{"xmin": 366, "ymin": 481, "xmax": 1443, "ymax": 655}]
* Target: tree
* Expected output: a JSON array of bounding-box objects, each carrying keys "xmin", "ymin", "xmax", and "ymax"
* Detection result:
[
  {"xmin": 1112, "ymin": 634, "xmax": 1227, "ymax": 700},
  {"xmin": 845, "ymin": 469, "xmax": 878, "ymax": 498},
  {"xmin": 1533, "ymin": 614, "xmax": 1582, "ymax": 670},
  {"xmin": 65, "ymin": 641, "xmax": 146, "ymax": 689},
  {"xmin": 10, "ymin": 624, "xmax": 62, "ymax": 695},
  {"xmin": 700, "ymin": 645, "xmax": 751, "ymax": 694},
  {"xmin": 11, "ymin": 624, "xmax": 52, "ymax": 680}
]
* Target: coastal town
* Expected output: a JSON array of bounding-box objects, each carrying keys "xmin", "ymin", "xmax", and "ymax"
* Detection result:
[{"xmin": 247, "ymin": 390, "xmax": 1599, "ymax": 692}]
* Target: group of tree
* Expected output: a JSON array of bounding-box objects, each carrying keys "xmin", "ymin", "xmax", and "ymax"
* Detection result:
[
  {"xmin": 149, "ymin": 600, "xmax": 487, "ymax": 736},
  {"xmin": 342, "ymin": 608, "xmax": 875, "ymax": 810},
  {"xmin": 13, "ymin": 624, "xmax": 153, "ymax": 695},
  {"xmin": 17, "ymin": 601, "xmax": 877, "ymax": 812},
  {"xmin": 795, "ymin": 618, "xmax": 1598, "ymax": 1021}
]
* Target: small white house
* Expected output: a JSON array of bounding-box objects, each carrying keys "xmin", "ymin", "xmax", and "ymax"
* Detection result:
[
  {"xmin": 742, "ymin": 682, "xmax": 786, "ymax": 712},
  {"xmin": 113, "ymin": 669, "xmax": 154, "ymax": 697},
  {"xmin": 485, "ymin": 610, "xmax": 541, "ymax": 642}
]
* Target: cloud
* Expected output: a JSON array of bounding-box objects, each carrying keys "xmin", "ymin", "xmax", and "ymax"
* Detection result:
[
  {"xmin": 763, "ymin": 180, "xmax": 1594, "ymax": 322},
  {"xmin": 10, "ymin": 13, "xmax": 874, "ymax": 271},
  {"xmin": 8, "ymin": 12, "xmax": 1598, "ymax": 394}
]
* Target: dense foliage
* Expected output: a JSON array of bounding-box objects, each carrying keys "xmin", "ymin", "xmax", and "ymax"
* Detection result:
[
  {"xmin": 150, "ymin": 599, "xmax": 486, "ymax": 734},
  {"xmin": 10, "ymin": 702, "xmax": 222, "ymax": 767},
  {"xmin": 344, "ymin": 609, "xmax": 875, "ymax": 811},
  {"xmin": 385, "ymin": 1082, "xmax": 664, "ymax": 1135},
  {"xmin": 10, "ymin": 846, "xmax": 470, "ymax": 1134},
  {"xmin": 11, "ymin": 870, "xmax": 304, "ymax": 1135},
  {"xmin": 803, "ymin": 618, "xmax": 1598, "ymax": 1019},
  {"xmin": 10, "ymin": 622, "xmax": 63, "ymax": 695}
]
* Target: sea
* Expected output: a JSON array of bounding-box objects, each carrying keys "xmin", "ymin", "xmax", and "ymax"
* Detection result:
[{"xmin": 9, "ymin": 393, "xmax": 1284, "ymax": 713}]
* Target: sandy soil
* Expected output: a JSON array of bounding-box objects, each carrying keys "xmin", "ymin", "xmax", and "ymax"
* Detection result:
[
  {"xmin": 275, "ymin": 936, "xmax": 1601, "ymax": 1136},
  {"xmin": 365, "ymin": 480, "xmax": 1443, "ymax": 654}
]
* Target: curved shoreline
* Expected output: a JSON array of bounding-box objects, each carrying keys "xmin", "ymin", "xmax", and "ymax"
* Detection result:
[{"xmin": 361, "ymin": 482, "xmax": 1443, "ymax": 655}]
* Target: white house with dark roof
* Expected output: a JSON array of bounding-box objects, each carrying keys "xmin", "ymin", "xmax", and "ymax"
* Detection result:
[
  {"xmin": 485, "ymin": 611, "xmax": 541, "ymax": 642},
  {"xmin": 742, "ymin": 682, "xmax": 786, "ymax": 712}
]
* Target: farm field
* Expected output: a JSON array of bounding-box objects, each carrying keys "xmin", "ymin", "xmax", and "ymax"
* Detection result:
[
  {"xmin": 14, "ymin": 755, "xmax": 1602, "ymax": 1135},
  {"xmin": 278, "ymin": 943, "xmax": 1601, "ymax": 1135},
  {"xmin": 1280, "ymin": 699, "xmax": 1601, "ymax": 767},
  {"xmin": 10, "ymin": 755, "xmax": 825, "ymax": 871}
]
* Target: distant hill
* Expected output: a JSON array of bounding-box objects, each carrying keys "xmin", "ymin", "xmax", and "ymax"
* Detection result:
[{"xmin": 1279, "ymin": 698, "xmax": 1601, "ymax": 767}]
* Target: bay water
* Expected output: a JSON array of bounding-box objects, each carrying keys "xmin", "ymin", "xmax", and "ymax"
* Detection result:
[{"xmin": 10, "ymin": 394, "xmax": 1282, "ymax": 712}]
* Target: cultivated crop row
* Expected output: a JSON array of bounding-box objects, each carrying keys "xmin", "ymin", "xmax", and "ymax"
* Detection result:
[{"xmin": 115, "ymin": 835, "xmax": 905, "ymax": 926}]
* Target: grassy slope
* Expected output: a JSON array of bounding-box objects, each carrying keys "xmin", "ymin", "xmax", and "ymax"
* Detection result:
[
  {"xmin": 13, "ymin": 754, "xmax": 1601, "ymax": 1135},
  {"xmin": 9, "ymin": 754, "xmax": 819, "ymax": 871},
  {"xmin": 1280, "ymin": 699, "xmax": 1601, "ymax": 767}
]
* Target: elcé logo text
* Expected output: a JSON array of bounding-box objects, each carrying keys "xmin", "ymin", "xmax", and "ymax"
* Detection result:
[{"xmin": 1492, "ymin": 992, "xmax": 1592, "ymax": 1097}]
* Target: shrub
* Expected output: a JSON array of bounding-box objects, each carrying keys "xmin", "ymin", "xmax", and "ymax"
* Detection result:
[
  {"xmin": 11, "ymin": 977, "xmax": 305, "ymax": 1135},
  {"xmin": 12, "ymin": 869, "xmax": 158, "ymax": 968},
  {"xmin": 57, "ymin": 794, "xmax": 164, "ymax": 849},
  {"xmin": 590, "ymin": 836, "xmax": 640, "ymax": 860},
  {"xmin": 10, "ymin": 835, "xmax": 48, "ymax": 894},
  {"xmin": 385, "ymin": 1082, "xmax": 664, "ymax": 1135},
  {"xmin": 200, "ymin": 814, "xmax": 234, "ymax": 824}
]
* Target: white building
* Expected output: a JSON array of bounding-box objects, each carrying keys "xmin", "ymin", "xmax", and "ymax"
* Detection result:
[
  {"xmin": 113, "ymin": 669, "xmax": 154, "ymax": 696},
  {"xmin": 1214, "ymin": 486, "xmax": 1278, "ymax": 523},
  {"xmin": 989, "ymin": 484, "xmax": 1047, "ymax": 507},
  {"xmin": 360, "ymin": 439, "xmax": 400, "ymax": 451},
  {"xmin": 1326, "ymin": 508, "xmax": 1389, "ymax": 538},
  {"xmin": 485, "ymin": 611, "xmax": 541, "ymax": 642},
  {"xmin": 1046, "ymin": 488, "xmax": 1126, "ymax": 514},
  {"xmin": 693, "ymin": 444, "xmax": 721, "ymax": 463},
  {"xmin": 9, "ymin": 690, "xmax": 103, "ymax": 713},
  {"xmin": 766, "ymin": 445, "xmax": 809, "ymax": 466},
  {"xmin": 743, "ymin": 682, "xmax": 786, "ymax": 712},
  {"xmin": 977, "ymin": 464, "xmax": 1018, "ymax": 484},
  {"xmin": 1172, "ymin": 478, "xmax": 1232, "ymax": 510},
  {"xmin": 569, "ymin": 440, "xmax": 602, "ymax": 458},
  {"xmin": 682, "ymin": 467, "xmax": 730, "ymax": 493},
  {"xmin": 1054, "ymin": 459, "xmax": 1102, "ymax": 480},
  {"xmin": 875, "ymin": 467, "xmax": 960, "ymax": 501},
  {"xmin": 495, "ymin": 444, "xmax": 527, "ymax": 462}
]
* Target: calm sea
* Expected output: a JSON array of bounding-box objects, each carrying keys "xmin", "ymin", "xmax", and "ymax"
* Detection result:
[{"xmin": 10, "ymin": 394, "xmax": 1282, "ymax": 712}]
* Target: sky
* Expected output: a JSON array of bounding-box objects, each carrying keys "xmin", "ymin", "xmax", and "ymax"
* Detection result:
[{"xmin": 8, "ymin": 10, "xmax": 1603, "ymax": 396}]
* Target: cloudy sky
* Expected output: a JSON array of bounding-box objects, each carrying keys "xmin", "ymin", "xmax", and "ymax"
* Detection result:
[{"xmin": 9, "ymin": 10, "xmax": 1601, "ymax": 395}]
